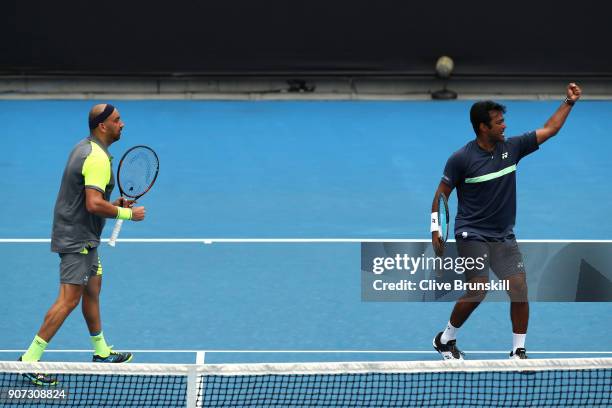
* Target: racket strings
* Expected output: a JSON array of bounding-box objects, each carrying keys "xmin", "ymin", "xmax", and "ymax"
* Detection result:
[{"xmin": 118, "ymin": 148, "xmax": 159, "ymax": 198}]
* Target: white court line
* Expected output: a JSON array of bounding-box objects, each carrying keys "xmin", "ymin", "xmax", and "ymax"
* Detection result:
[
  {"xmin": 1, "ymin": 238, "xmax": 611, "ymax": 243},
  {"xmin": 1, "ymin": 349, "xmax": 611, "ymax": 354}
]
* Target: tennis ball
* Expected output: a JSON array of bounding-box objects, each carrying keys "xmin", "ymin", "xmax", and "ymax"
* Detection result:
[{"xmin": 436, "ymin": 56, "xmax": 454, "ymax": 78}]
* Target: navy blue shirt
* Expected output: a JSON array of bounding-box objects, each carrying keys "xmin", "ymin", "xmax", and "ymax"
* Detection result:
[{"xmin": 441, "ymin": 131, "xmax": 539, "ymax": 239}]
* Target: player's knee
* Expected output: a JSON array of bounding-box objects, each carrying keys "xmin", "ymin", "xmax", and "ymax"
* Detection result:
[
  {"xmin": 508, "ymin": 275, "xmax": 528, "ymax": 301},
  {"xmin": 471, "ymin": 289, "xmax": 488, "ymax": 302},
  {"xmin": 82, "ymin": 288, "xmax": 100, "ymax": 302},
  {"xmin": 463, "ymin": 287, "xmax": 488, "ymax": 302},
  {"xmin": 462, "ymin": 277, "xmax": 489, "ymax": 301},
  {"xmin": 510, "ymin": 280, "xmax": 527, "ymax": 295},
  {"xmin": 60, "ymin": 297, "xmax": 81, "ymax": 312}
]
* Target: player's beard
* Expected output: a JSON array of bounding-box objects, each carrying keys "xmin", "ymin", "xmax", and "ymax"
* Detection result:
[{"xmin": 112, "ymin": 128, "xmax": 122, "ymax": 142}]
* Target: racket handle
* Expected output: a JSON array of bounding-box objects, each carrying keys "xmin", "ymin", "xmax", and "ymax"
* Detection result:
[{"xmin": 108, "ymin": 219, "xmax": 124, "ymax": 247}]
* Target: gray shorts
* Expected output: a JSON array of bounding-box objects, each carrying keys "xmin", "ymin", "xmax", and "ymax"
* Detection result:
[
  {"xmin": 456, "ymin": 234, "xmax": 525, "ymax": 281},
  {"xmin": 59, "ymin": 246, "xmax": 103, "ymax": 285}
]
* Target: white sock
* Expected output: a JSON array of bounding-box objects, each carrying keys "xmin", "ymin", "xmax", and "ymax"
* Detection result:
[
  {"xmin": 512, "ymin": 333, "xmax": 526, "ymax": 352},
  {"xmin": 440, "ymin": 321, "xmax": 459, "ymax": 344}
]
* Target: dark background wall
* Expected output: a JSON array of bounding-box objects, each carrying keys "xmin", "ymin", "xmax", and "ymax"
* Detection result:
[{"xmin": 2, "ymin": 0, "xmax": 611, "ymax": 76}]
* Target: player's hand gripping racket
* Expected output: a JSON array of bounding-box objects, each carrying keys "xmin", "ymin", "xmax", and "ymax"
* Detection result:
[{"xmin": 108, "ymin": 145, "xmax": 159, "ymax": 247}]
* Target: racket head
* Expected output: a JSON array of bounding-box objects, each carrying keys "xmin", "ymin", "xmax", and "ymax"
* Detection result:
[
  {"xmin": 116, "ymin": 145, "xmax": 159, "ymax": 199},
  {"xmin": 436, "ymin": 192, "xmax": 450, "ymax": 243}
]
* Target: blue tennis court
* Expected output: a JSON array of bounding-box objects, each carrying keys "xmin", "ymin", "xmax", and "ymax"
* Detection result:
[{"xmin": 1, "ymin": 100, "xmax": 611, "ymax": 364}]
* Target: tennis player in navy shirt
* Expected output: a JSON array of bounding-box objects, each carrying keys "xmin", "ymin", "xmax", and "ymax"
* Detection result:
[{"xmin": 431, "ymin": 83, "xmax": 582, "ymax": 360}]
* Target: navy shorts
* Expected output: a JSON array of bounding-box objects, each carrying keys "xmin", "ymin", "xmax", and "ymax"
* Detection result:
[{"xmin": 455, "ymin": 234, "xmax": 525, "ymax": 281}]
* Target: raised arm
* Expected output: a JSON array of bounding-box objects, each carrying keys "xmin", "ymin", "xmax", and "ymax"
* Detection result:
[
  {"xmin": 431, "ymin": 181, "xmax": 453, "ymax": 256},
  {"xmin": 536, "ymin": 83, "xmax": 582, "ymax": 145}
]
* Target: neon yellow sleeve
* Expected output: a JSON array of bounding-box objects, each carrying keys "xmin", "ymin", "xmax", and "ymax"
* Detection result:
[{"xmin": 82, "ymin": 142, "xmax": 111, "ymax": 192}]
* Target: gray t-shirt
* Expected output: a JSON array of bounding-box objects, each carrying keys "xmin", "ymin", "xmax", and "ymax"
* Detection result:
[{"xmin": 51, "ymin": 136, "xmax": 115, "ymax": 253}]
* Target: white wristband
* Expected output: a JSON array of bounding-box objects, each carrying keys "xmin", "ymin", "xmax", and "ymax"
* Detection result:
[{"xmin": 430, "ymin": 212, "xmax": 439, "ymax": 233}]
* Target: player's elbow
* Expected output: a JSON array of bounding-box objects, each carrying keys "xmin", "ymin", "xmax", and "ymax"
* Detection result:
[
  {"xmin": 536, "ymin": 128, "xmax": 558, "ymax": 144},
  {"xmin": 85, "ymin": 196, "xmax": 103, "ymax": 214},
  {"xmin": 547, "ymin": 127, "xmax": 560, "ymax": 137},
  {"xmin": 84, "ymin": 201, "xmax": 98, "ymax": 214}
]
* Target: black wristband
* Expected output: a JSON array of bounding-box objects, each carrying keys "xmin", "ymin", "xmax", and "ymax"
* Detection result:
[{"xmin": 564, "ymin": 97, "xmax": 575, "ymax": 106}]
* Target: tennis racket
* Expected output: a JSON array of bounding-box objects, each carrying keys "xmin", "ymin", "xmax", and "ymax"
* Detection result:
[
  {"xmin": 108, "ymin": 145, "xmax": 159, "ymax": 247},
  {"xmin": 436, "ymin": 192, "xmax": 450, "ymax": 245}
]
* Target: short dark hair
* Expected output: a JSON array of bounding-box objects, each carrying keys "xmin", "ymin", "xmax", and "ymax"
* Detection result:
[{"xmin": 470, "ymin": 101, "xmax": 506, "ymax": 135}]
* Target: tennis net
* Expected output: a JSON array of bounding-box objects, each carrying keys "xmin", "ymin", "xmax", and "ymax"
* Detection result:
[{"xmin": 0, "ymin": 357, "xmax": 610, "ymax": 407}]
